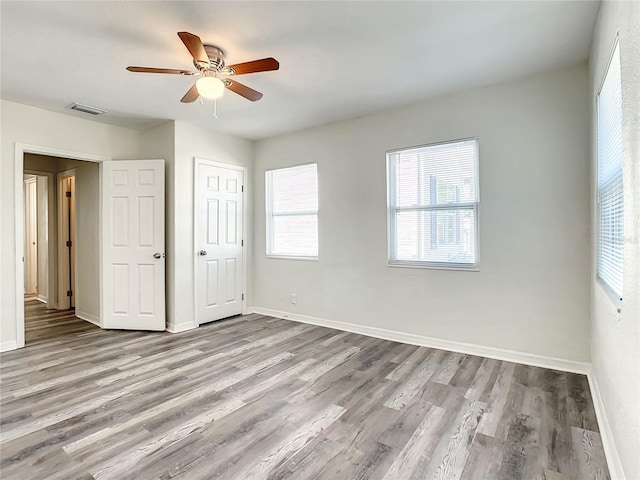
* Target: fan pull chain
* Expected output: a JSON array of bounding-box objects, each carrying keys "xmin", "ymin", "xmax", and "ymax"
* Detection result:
[{"xmin": 212, "ymin": 98, "xmax": 218, "ymax": 119}]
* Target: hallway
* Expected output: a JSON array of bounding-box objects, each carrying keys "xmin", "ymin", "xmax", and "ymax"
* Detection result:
[{"xmin": 23, "ymin": 299, "xmax": 96, "ymax": 344}]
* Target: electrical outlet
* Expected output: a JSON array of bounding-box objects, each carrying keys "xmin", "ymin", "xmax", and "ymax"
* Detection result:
[{"xmin": 290, "ymin": 293, "xmax": 297, "ymax": 304}]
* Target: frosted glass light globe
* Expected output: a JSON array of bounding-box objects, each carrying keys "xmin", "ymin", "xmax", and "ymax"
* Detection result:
[{"xmin": 196, "ymin": 76, "xmax": 224, "ymax": 99}]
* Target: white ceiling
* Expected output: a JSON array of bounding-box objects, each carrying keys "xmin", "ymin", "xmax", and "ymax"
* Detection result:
[{"xmin": 1, "ymin": 1, "xmax": 600, "ymax": 140}]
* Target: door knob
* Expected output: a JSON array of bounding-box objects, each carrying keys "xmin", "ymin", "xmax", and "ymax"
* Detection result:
[
  {"xmin": 153, "ymin": 252, "xmax": 164, "ymax": 259},
  {"xmin": 199, "ymin": 250, "xmax": 207, "ymax": 256}
]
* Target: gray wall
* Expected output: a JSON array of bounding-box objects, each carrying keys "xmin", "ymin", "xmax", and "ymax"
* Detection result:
[
  {"xmin": 140, "ymin": 120, "xmax": 254, "ymax": 331},
  {"xmin": 253, "ymin": 63, "xmax": 591, "ymax": 362},
  {"xmin": 589, "ymin": 1, "xmax": 640, "ymax": 478}
]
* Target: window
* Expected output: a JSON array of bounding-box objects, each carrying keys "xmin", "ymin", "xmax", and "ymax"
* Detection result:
[
  {"xmin": 597, "ymin": 40, "xmax": 623, "ymax": 302},
  {"xmin": 387, "ymin": 138, "xmax": 479, "ymax": 269},
  {"xmin": 266, "ymin": 163, "xmax": 318, "ymax": 258}
]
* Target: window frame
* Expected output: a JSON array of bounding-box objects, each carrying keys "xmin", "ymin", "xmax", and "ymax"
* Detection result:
[
  {"xmin": 595, "ymin": 37, "xmax": 623, "ymax": 306},
  {"xmin": 265, "ymin": 162, "xmax": 319, "ymax": 260},
  {"xmin": 386, "ymin": 137, "xmax": 480, "ymax": 271}
]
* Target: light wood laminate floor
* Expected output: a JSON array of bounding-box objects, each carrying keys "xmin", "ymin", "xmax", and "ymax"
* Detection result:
[{"xmin": 0, "ymin": 300, "xmax": 609, "ymax": 479}]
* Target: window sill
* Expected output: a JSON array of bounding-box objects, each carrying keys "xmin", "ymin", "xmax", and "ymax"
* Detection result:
[
  {"xmin": 595, "ymin": 276, "xmax": 623, "ymax": 311},
  {"xmin": 266, "ymin": 255, "xmax": 318, "ymax": 262},
  {"xmin": 388, "ymin": 261, "xmax": 479, "ymax": 272}
]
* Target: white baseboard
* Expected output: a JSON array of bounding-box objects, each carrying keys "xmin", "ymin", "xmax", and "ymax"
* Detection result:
[
  {"xmin": 250, "ymin": 307, "xmax": 591, "ymax": 375},
  {"xmin": 36, "ymin": 295, "xmax": 47, "ymax": 303},
  {"xmin": 167, "ymin": 322, "xmax": 197, "ymax": 333},
  {"xmin": 75, "ymin": 311, "xmax": 100, "ymax": 326},
  {"xmin": 586, "ymin": 372, "xmax": 626, "ymax": 479},
  {"xmin": 1, "ymin": 340, "xmax": 18, "ymax": 352}
]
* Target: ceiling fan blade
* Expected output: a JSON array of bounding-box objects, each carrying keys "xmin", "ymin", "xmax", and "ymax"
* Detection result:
[
  {"xmin": 181, "ymin": 83, "xmax": 200, "ymax": 103},
  {"xmin": 127, "ymin": 66, "xmax": 195, "ymax": 75},
  {"xmin": 177, "ymin": 31, "xmax": 209, "ymax": 64},
  {"xmin": 225, "ymin": 57, "xmax": 279, "ymax": 76},
  {"xmin": 225, "ymin": 79, "xmax": 263, "ymax": 102}
]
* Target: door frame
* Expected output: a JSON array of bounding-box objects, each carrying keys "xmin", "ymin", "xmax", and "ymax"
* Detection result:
[
  {"xmin": 193, "ymin": 158, "xmax": 248, "ymax": 327},
  {"xmin": 14, "ymin": 143, "xmax": 108, "ymax": 348}
]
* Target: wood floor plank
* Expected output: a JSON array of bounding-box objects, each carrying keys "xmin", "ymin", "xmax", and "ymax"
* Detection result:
[
  {"xmin": 496, "ymin": 413, "xmax": 540, "ymax": 480},
  {"xmin": 90, "ymin": 397, "xmax": 245, "ymax": 480},
  {"xmin": 464, "ymin": 356, "xmax": 502, "ymax": 401},
  {"xmin": 232, "ymin": 404, "xmax": 346, "ymax": 480},
  {"xmin": 382, "ymin": 404, "xmax": 446, "ymax": 479},
  {"xmin": 571, "ymin": 427, "xmax": 610, "ymax": 480},
  {"xmin": 461, "ymin": 432, "xmax": 505, "ymax": 479},
  {"xmin": 298, "ymin": 345, "xmax": 361, "ymax": 382},
  {"xmin": 477, "ymin": 361, "xmax": 516, "ymax": 437},
  {"xmin": 422, "ymin": 399, "xmax": 486, "ymax": 480},
  {"xmin": 383, "ymin": 349, "xmax": 443, "ymax": 410},
  {"xmin": 0, "ymin": 300, "xmax": 611, "ymax": 479}
]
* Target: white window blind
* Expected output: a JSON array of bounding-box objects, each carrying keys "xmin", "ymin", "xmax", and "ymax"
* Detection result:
[
  {"xmin": 387, "ymin": 138, "xmax": 479, "ymax": 269},
  {"xmin": 597, "ymin": 40, "xmax": 623, "ymax": 301},
  {"xmin": 266, "ymin": 163, "xmax": 318, "ymax": 258}
]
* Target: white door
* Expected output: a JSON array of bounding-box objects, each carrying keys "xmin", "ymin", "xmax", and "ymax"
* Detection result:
[
  {"xmin": 102, "ymin": 160, "xmax": 165, "ymax": 330},
  {"xmin": 58, "ymin": 173, "xmax": 76, "ymax": 309},
  {"xmin": 24, "ymin": 176, "xmax": 37, "ymax": 295},
  {"xmin": 195, "ymin": 161, "xmax": 244, "ymax": 324}
]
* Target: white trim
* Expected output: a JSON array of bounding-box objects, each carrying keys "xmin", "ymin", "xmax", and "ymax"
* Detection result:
[
  {"xmin": 388, "ymin": 263, "xmax": 480, "ymax": 272},
  {"xmin": 75, "ymin": 311, "xmax": 100, "ymax": 327},
  {"xmin": 250, "ymin": 307, "xmax": 591, "ymax": 374},
  {"xmin": 266, "ymin": 255, "xmax": 319, "ymax": 262},
  {"xmin": 15, "ymin": 143, "xmax": 109, "ymax": 349},
  {"xmin": 1, "ymin": 341, "xmax": 19, "ymax": 352},
  {"xmin": 586, "ymin": 371, "xmax": 626, "ymax": 479},
  {"xmin": 167, "ymin": 321, "xmax": 198, "ymax": 334},
  {"xmin": 193, "ymin": 158, "xmax": 248, "ymax": 323},
  {"xmin": 36, "ymin": 295, "xmax": 47, "ymax": 303}
]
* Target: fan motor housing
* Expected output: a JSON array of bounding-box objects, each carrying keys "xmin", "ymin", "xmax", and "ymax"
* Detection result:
[{"xmin": 197, "ymin": 44, "xmax": 225, "ymax": 72}]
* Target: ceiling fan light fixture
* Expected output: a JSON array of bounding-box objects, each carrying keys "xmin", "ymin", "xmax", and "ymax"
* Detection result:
[
  {"xmin": 196, "ymin": 75, "xmax": 224, "ymax": 99},
  {"xmin": 127, "ymin": 32, "xmax": 276, "ymax": 103}
]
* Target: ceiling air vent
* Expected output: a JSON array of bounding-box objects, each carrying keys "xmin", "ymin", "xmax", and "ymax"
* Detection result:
[{"xmin": 66, "ymin": 103, "xmax": 107, "ymax": 116}]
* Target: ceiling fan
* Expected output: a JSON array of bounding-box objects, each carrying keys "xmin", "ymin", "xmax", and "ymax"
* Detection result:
[{"xmin": 126, "ymin": 31, "xmax": 279, "ymax": 103}]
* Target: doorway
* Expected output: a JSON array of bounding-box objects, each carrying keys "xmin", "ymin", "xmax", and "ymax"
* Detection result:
[
  {"xmin": 14, "ymin": 144, "xmax": 168, "ymax": 350},
  {"xmin": 21, "ymin": 153, "xmax": 100, "ymax": 345}
]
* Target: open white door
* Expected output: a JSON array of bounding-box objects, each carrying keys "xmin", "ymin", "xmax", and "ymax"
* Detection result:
[
  {"xmin": 24, "ymin": 176, "xmax": 38, "ymax": 295},
  {"xmin": 102, "ymin": 160, "xmax": 165, "ymax": 330},
  {"xmin": 195, "ymin": 160, "xmax": 244, "ymax": 324}
]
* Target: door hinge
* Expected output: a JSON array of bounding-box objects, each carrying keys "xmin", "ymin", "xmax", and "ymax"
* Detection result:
[
  {"xmin": 67, "ymin": 290, "xmax": 73, "ymax": 297},
  {"xmin": 241, "ymin": 185, "xmax": 244, "ymax": 192},
  {"xmin": 66, "ymin": 191, "xmax": 72, "ymax": 198},
  {"xmin": 242, "ymin": 293, "xmax": 245, "ymax": 301},
  {"xmin": 66, "ymin": 240, "xmax": 72, "ymax": 247},
  {"xmin": 241, "ymin": 240, "xmax": 244, "ymax": 247}
]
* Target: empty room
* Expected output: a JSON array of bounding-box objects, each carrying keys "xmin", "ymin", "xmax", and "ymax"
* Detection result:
[{"xmin": 0, "ymin": 1, "xmax": 638, "ymax": 479}]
